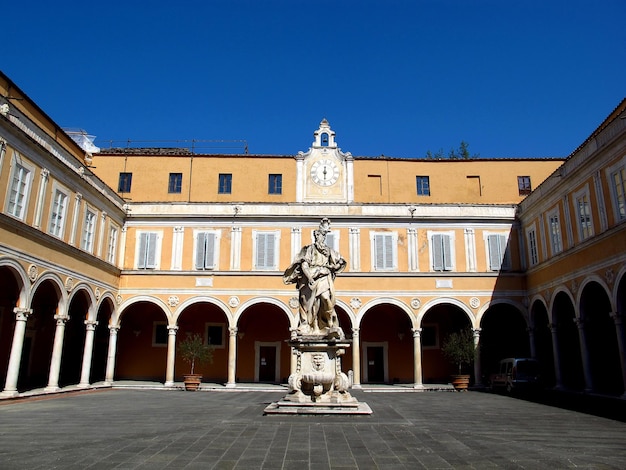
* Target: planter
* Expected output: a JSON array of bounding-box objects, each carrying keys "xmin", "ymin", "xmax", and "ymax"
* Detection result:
[
  {"xmin": 450, "ymin": 374, "xmax": 470, "ymax": 391},
  {"xmin": 183, "ymin": 374, "xmax": 202, "ymax": 391}
]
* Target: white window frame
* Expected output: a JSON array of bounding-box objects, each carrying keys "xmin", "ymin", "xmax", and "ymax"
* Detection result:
[
  {"xmin": 369, "ymin": 231, "xmax": 398, "ymax": 271},
  {"xmin": 107, "ymin": 224, "xmax": 119, "ymax": 265},
  {"xmin": 5, "ymin": 153, "xmax": 34, "ymax": 221},
  {"xmin": 573, "ymin": 186, "xmax": 594, "ymax": 241},
  {"xmin": 205, "ymin": 322, "xmax": 226, "ymax": 349},
  {"xmin": 81, "ymin": 206, "xmax": 97, "ymax": 253},
  {"xmin": 484, "ymin": 232, "xmax": 511, "ymax": 271},
  {"xmin": 605, "ymin": 157, "xmax": 626, "ymax": 222},
  {"xmin": 526, "ymin": 224, "xmax": 538, "ymax": 266},
  {"xmin": 428, "ymin": 230, "xmax": 455, "ymax": 272},
  {"xmin": 135, "ymin": 230, "xmax": 162, "ymax": 269},
  {"xmin": 253, "ymin": 230, "xmax": 281, "ymax": 270},
  {"xmin": 547, "ymin": 207, "xmax": 563, "ymax": 255},
  {"xmin": 194, "ymin": 230, "xmax": 221, "ymax": 270},
  {"xmin": 48, "ymin": 184, "xmax": 69, "ymax": 239}
]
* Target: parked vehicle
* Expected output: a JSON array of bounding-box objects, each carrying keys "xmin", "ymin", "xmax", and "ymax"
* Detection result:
[{"xmin": 490, "ymin": 358, "xmax": 541, "ymax": 393}]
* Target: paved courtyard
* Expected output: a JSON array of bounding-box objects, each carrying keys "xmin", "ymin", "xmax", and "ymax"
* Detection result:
[{"xmin": 1, "ymin": 388, "xmax": 625, "ymax": 469}]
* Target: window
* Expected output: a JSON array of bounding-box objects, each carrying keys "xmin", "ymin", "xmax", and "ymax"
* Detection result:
[
  {"xmin": 527, "ymin": 227, "xmax": 538, "ymax": 266},
  {"xmin": 7, "ymin": 160, "xmax": 32, "ymax": 220},
  {"xmin": 107, "ymin": 226, "xmax": 118, "ymax": 264},
  {"xmin": 611, "ymin": 166, "xmax": 626, "ymax": 221},
  {"xmin": 324, "ymin": 231, "xmax": 339, "ymax": 252},
  {"xmin": 575, "ymin": 192, "xmax": 593, "ymax": 240},
  {"xmin": 218, "ymin": 173, "xmax": 232, "ymax": 194},
  {"xmin": 486, "ymin": 234, "xmax": 511, "ymax": 271},
  {"xmin": 431, "ymin": 233, "xmax": 454, "ymax": 271},
  {"xmin": 137, "ymin": 231, "xmax": 159, "ymax": 269},
  {"xmin": 268, "ymin": 174, "xmax": 282, "ymax": 195},
  {"xmin": 371, "ymin": 232, "xmax": 397, "ymax": 270},
  {"xmin": 518, "ymin": 176, "xmax": 532, "ymax": 196},
  {"xmin": 421, "ymin": 325, "xmax": 439, "ymax": 349},
  {"xmin": 254, "ymin": 231, "xmax": 279, "ymax": 270},
  {"xmin": 81, "ymin": 208, "xmax": 96, "ymax": 253},
  {"xmin": 49, "ymin": 189, "xmax": 68, "ymax": 238},
  {"xmin": 206, "ymin": 323, "xmax": 225, "ymax": 348},
  {"xmin": 118, "ymin": 172, "xmax": 132, "ymax": 193},
  {"xmin": 548, "ymin": 211, "xmax": 563, "ymax": 255},
  {"xmin": 168, "ymin": 173, "xmax": 182, "ymax": 193},
  {"xmin": 153, "ymin": 322, "xmax": 168, "ymax": 347},
  {"xmin": 416, "ymin": 176, "xmax": 430, "ymax": 196},
  {"xmin": 195, "ymin": 231, "xmax": 218, "ymax": 270},
  {"xmin": 321, "ymin": 132, "xmax": 329, "ymax": 146}
]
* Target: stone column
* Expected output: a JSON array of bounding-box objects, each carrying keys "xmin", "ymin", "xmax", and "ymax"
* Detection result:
[
  {"xmin": 472, "ymin": 328, "xmax": 483, "ymax": 386},
  {"xmin": 226, "ymin": 326, "xmax": 238, "ymax": 388},
  {"xmin": 78, "ymin": 320, "xmax": 98, "ymax": 388},
  {"xmin": 164, "ymin": 325, "xmax": 178, "ymax": 387},
  {"xmin": 549, "ymin": 323, "xmax": 563, "ymax": 389},
  {"xmin": 104, "ymin": 325, "xmax": 119, "ymax": 385},
  {"xmin": 1, "ymin": 308, "xmax": 32, "ymax": 397},
  {"xmin": 351, "ymin": 327, "xmax": 361, "ymax": 388},
  {"xmin": 527, "ymin": 326, "xmax": 537, "ymax": 359},
  {"xmin": 575, "ymin": 318, "xmax": 594, "ymax": 392},
  {"xmin": 609, "ymin": 312, "xmax": 626, "ymax": 397},
  {"xmin": 45, "ymin": 314, "xmax": 70, "ymax": 392},
  {"xmin": 412, "ymin": 328, "xmax": 423, "ymax": 389}
]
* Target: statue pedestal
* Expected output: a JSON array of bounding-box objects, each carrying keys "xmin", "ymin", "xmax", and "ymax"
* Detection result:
[{"xmin": 264, "ymin": 335, "xmax": 372, "ymax": 415}]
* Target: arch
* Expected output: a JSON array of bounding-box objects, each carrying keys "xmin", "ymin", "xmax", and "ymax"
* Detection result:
[
  {"xmin": 577, "ymin": 274, "xmax": 614, "ymax": 313},
  {"xmin": 115, "ymin": 295, "xmax": 172, "ymax": 326},
  {"xmin": 173, "ymin": 296, "xmax": 232, "ymax": 326},
  {"xmin": 417, "ymin": 297, "xmax": 475, "ymax": 328},
  {"xmin": 476, "ymin": 298, "xmax": 528, "ymax": 327},
  {"xmin": 68, "ymin": 283, "xmax": 97, "ymax": 321},
  {"xmin": 96, "ymin": 292, "xmax": 118, "ymax": 324},
  {"xmin": 335, "ymin": 299, "xmax": 357, "ymax": 331},
  {"xmin": 0, "ymin": 257, "xmax": 30, "ymax": 308},
  {"xmin": 30, "ymin": 272, "xmax": 67, "ymax": 315},
  {"xmin": 548, "ymin": 286, "xmax": 575, "ymax": 323},
  {"xmin": 357, "ymin": 297, "xmax": 414, "ymax": 329},
  {"xmin": 614, "ymin": 265, "xmax": 626, "ymax": 312},
  {"xmin": 234, "ymin": 297, "xmax": 295, "ymax": 329}
]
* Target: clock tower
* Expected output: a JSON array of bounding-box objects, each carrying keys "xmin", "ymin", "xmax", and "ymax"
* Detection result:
[{"xmin": 296, "ymin": 119, "xmax": 354, "ymax": 203}]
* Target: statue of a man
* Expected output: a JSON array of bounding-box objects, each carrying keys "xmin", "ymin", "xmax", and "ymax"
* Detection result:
[{"xmin": 284, "ymin": 218, "xmax": 346, "ymax": 336}]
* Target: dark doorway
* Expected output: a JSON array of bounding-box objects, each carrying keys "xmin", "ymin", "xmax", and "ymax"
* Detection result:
[
  {"xmin": 259, "ymin": 345, "xmax": 276, "ymax": 382},
  {"xmin": 367, "ymin": 346, "xmax": 385, "ymax": 383}
]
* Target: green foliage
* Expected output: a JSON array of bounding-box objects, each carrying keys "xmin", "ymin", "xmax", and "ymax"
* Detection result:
[
  {"xmin": 441, "ymin": 328, "xmax": 476, "ymax": 374},
  {"xmin": 424, "ymin": 141, "xmax": 479, "ymax": 160},
  {"xmin": 179, "ymin": 333, "xmax": 213, "ymax": 374}
]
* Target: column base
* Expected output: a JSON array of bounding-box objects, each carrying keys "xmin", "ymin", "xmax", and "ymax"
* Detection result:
[
  {"xmin": 351, "ymin": 383, "xmax": 362, "ymax": 389},
  {"xmin": 225, "ymin": 382, "xmax": 237, "ymax": 388},
  {"xmin": 413, "ymin": 383, "xmax": 424, "ymax": 390},
  {"xmin": 77, "ymin": 382, "xmax": 91, "ymax": 389},
  {"xmin": 164, "ymin": 381, "xmax": 175, "ymax": 387},
  {"xmin": 0, "ymin": 389, "xmax": 19, "ymax": 399},
  {"xmin": 44, "ymin": 386, "xmax": 60, "ymax": 392}
]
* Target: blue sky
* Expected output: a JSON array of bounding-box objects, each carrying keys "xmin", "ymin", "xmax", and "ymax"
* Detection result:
[{"xmin": 3, "ymin": 1, "xmax": 625, "ymax": 158}]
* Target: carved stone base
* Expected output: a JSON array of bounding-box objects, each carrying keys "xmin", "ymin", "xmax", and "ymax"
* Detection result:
[{"xmin": 264, "ymin": 335, "xmax": 372, "ymax": 415}]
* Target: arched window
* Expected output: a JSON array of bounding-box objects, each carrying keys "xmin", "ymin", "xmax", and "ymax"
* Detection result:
[{"xmin": 321, "ymin": 132, "xmax": 329, "ymax": 146}]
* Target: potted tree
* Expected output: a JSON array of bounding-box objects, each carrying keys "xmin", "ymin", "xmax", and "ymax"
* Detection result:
[
  {"xmin": 179, "ymin": 333, "xmax": 213, "ymax": 391},
  {"xmin": 441, "ymin": 327, "xmax": 476, "ymax": 391}
]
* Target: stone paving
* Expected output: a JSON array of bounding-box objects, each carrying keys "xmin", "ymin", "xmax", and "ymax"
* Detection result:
[{"xmin": 1, "ymin": 388, "xmax": 625, "ymax": 469}]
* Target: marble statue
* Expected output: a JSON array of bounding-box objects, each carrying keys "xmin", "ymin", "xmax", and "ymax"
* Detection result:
[{"xmin": 283, "ymin": 218, "xmax": 346, "ymax": 337}]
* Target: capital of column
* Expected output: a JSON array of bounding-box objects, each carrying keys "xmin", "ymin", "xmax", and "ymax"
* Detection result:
[
  {"xmin": 548, "ymin": 322, "xmax": 558, "ymax": 332},
  {"xmin": 610, "ymin": 312, "xmax": 624, "ymax": 325},
  {"xmin": 54, "ymin": 314, "xmax": 70, "ymax": 325},
  {"xmin": 13, "ymin": 307, "xmax": 33, "ymax": 322},
  {"xmin": 351, "ymin": 327, "xmax": 360, "ymax": 338},
  {"xmin": 411, "ymin": 328, "xmax": 422, "ymax": 338},
  {"xmin": 108, "ymin": 324, "xmax": 120, "ymax": 334},
  {"xmin": 229, "ymin": 326, "xmax": 238, "ymax": 336},
  {"xmin": 574, "ymin": 318, "xmax": 586, "ymax": 329},
  {"xmin": 84, "ymin": 320, "xmax": 99, "ymax": 330},
  {"xmin": 167, "ymin": 325, "xmax": 179, "ymax": 335},
  {"xmin": 472, "ymin": 327, "xmax": 482, "ymax": 338}
]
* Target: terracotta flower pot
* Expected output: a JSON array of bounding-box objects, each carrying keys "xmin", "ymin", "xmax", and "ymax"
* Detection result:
[
  {"xmin": 183, "ymin": 374, "xmax": 202, "ymax": 391},
  {"xmin": 451, "ymin": 374, "xmax": 470, "ymax": 391}
]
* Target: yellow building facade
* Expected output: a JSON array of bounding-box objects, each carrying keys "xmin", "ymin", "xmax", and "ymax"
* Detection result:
[{"xmin": 1, "ymin": 70, "xmax": 624, "ymax": 397}]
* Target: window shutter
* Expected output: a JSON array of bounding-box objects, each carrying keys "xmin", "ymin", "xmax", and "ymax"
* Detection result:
[
  {"xmin": 325, "ymin": 232, "xmax": 335, "ymax": 251},
  {"xmin": 375, "ymin": 235, "xmax": 384, "ymax": 269},
  {"xmin": 488, "ymin": 235, "xmax": 501, "ymax": 270},
  {"xmin": 195, "ymin": 232, "xmax": 207, "ymax": 269},
  {"xmin": 256, "ymin": 232, "xmax": 275, "ymax": 269},
  {"xmin": 204, "ymin": 233, "xmax": 216, "ymax": 268},
  {"xmin": 265, "ymin": 233, "xmax": 276, "ymax": 269},
  {"xmin": 432, "ymin": 234, "xmax": 443, "ymax": 271},
  {"xmin": 500, "ymin": 235, "xmax": 511, "ymax": 270},
  {"xmin": 384, "ymin": 234, "xmax": 393, "ymax": 269},
  {"xmin": 145, "ymin": 232, "xmax": 157, "ymax": 269},
  {"xmin": 138, "ymin": 233, "xmax": 148, "ymax": 268},
  {"xmin": 442, "ymin": 234, "xmax": 452, "ymax": 270}
]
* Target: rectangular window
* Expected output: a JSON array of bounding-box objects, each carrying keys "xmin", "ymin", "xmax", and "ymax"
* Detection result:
[
  {"xmin": 421, "ymin": 325, "xmax": 439, "ymax": 349},
  {"xmin": 431, "ymin": 233, "xmax": 453, "ymax": 271},
  {"xmin": 372, "ymin": 233, "xmax": 396, "ymax": 270},
  {"xmin": 7, "ymin": 163, "xmax": 32, "ymax": 220},
  {"xmin": 206, "ymin": 323, "xmax": 225, "ymax": 348},
  {"xmin": 168, "ymin": 173, "xmax": 182, "ymax": 193},
  {"xmin": 195, "ymin": 232, "xmax": 217, "ymax": 270},
  {"xmin": 611, "ymin": 167, "xmax": 626, "ymax": 220},
  {"xmin": 487, "ymin": 234, "xmax": 511, "ymax": 271},
  {"xmin": 107, "ymin": 226, "xmax": 118, "ymax": 264},
  {"xmin": 576, "ymin": 193, "xmax": 593, "ymax": 240},
  {"xmin": 118, "ymin": 172, "xmax": 132, "ymax": 193},
  {"xmin": 218, "ymin": 173, "xmax": 232, "ymax": 194},
  {"xmin": 137, "ymin": 232, "xmax": 158, "ymax": 269},
  {"xmin": 548, "ymin": 212, "xmax": 563, "ymax": 255},
  {"xmin": 518, "ymin": 176, "xmax": 532, "ymax": 196},
  {"xmin": 49, "ymin": 189, "xmax": 68, "ymax": 238},
  {"xmin": 81, "ymin": 209, "xmax": 96, "ymax": 253},
  {"xmin": 324, "ymin": 231, "xmax": 339, "ymax": 252},
  {"xmin": 153, "ymin": 322, "xmax": 167, "ymax": 347},
  {"xmin": 255, "ymin": 231, "xmax": 278, "ymax": 270},
  {"xmin": 527, "ymin": 228, "xmax": 538, "ymax": 266},
  {"xmin": 416, "ymin": 176, "xmax": 430, "ymax": 196},
  {"xmin": 268, "ymin": 174, "xmax": 282, "ymax": 195}
]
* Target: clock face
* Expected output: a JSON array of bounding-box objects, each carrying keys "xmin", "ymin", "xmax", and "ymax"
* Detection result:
[{"xmin": 310, "ymin": 159, "xmax": 340, "ymax": 186}]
